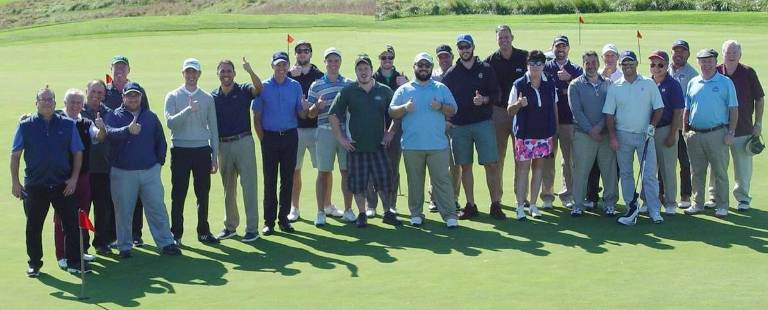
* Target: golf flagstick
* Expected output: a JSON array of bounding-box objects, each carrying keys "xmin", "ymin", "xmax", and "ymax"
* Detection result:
[
  {"xmin": 78, "ymin": 211, "xmax": 88, "ymax": 300},
  {"xmin": 617, "ymin": 136, "xmax": 651, "ymax": 226}
]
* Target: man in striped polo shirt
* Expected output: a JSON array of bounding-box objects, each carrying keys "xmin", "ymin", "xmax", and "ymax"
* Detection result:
[{"xmin": 307, "ymin": 47, "xmax": 354, "ymax": 226}]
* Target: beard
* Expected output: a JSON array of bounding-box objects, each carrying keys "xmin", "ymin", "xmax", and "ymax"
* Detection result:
[
  {"xmin": 297, "ymin": 59, "xmax": 310, "ymax": 66},
  {"xmin": 415, "ymin": 70, "xmax": 432, "ymax": 81}
]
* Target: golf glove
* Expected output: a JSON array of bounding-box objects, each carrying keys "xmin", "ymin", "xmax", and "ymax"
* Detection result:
[{"xmin": 646, "ymin": 125, "xmax": 655, "ymax": 138}]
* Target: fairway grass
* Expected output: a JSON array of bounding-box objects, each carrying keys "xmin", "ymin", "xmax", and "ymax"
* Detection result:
[{"xmin": 0, "ymin": 13, "xmax": 766, "ymax": 309}]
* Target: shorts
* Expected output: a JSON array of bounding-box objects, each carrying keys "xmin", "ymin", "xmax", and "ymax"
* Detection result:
[
  {"xmin": 315, "ymin": 128, "xmax": 348, "ymax": 172},
  {"xmin": 448, "ymin": 119, "xmax": 499, "ymax": 165}
]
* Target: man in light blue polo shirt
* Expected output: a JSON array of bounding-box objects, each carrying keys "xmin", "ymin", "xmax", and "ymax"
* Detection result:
[
  {"xmin": 390, "ymin": 52, "xmax": 459, "ymax": 228},
  {"xmin": 603, "ymin": 50, "xmax": 665, "ymax": 225},
  {"xmin": 682, "ymin": 48, "xmax": 739, "ymax": 218}
]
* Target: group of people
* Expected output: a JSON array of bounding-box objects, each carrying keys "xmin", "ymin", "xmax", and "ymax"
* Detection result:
[{"xmin": 11, "ymin": 25, "xmax": 763, "ymax": 278}]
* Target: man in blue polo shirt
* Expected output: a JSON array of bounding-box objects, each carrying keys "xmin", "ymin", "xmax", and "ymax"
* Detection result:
[
  {"xmin": 11, "ymin": 86, "xmax": 87, "ymax": 277},
  {"xmin": 212, "ymin": 58, "xmax": 263, "ymax": 242},
  {"xmin": 252, "ymin": 51, "xmax": 310, "ymax": 235},
  {"xmin": 390, "ymin": 52, "xmax": 459, "ymax": 228},
  {"xmin": 106, "ymin": 82, "xmax": 180, "ymax": 258},
  {"xmin": 683, "ymin": 48, "xmax": 739, "ymax": 218}
]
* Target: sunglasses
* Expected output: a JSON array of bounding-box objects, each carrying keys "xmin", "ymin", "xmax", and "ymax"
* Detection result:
[
  {"xmin": 620, "ymin": 62, "xmax": 637, "ymax": 66},
  {"xmin": 527, "ymin": 61, "xmax": 544, "ymax": 67},
  {"xmin": 416, "ymin": 63, "xmax": 433, "ymax": 68},
  {"xmin": 649, "ymin": 63, "xmax": 666, "ymax": 69},
  {"xmin": 380, "ymin": 56, "xmax": 394, "ymax": 61},
  {"xmin": 457, "ymin": 44, "xmax": 472, "ymax": 51},
  {"xmin": 296, "ymin": 49, "xmax": 312, "ymax": 54}
]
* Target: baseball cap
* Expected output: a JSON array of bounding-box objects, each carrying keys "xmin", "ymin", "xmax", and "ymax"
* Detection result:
[
  {"xmin": 619, "ymin": 50, "xmax": 637, "ymax": 63},
  {"xmin": 456, "ymin": 34, "xmax": 474, "ymax": 46},
  {"xmin": 123, "ymin": 82, "xmax": 142, "ymax": 95},
  {"xmin": 696, "ymin": 48, "xmax": 718, "ymax": 59},
  {"xmin": 672, "ymin": 40, "xmax": 690, "ymax": 51},
  {"xmin": 602, "ymin": 43, "xmax": 618, "ymax": 55},
  {"xmin": 436, "ymin": 44, "xmax": 453, "ymax": 56},
  {"xmin": 324, "ymin": 47, "xmax": 341, "ymax": 59},
  {"xmin": 294, "ymin": 40, "xmax": 312, "ymax": 52},
  {"xmin": 553, "ymin": 35, "xmax": 569, "ymax": 46},
  {"xmin": 182, "ymin": 58, "xmax": 201, "ymax": 71},
  {"xmin": 648, "ymin": 50, "xmax": 669, "ymax": 62},
  {"xmin": 112, "ymin": 55, "xmax": 129, "ymax": 66},
  {"xmin": 380, "ymin": 45, "xmax": 395, "ymax": 57},
  {"xmin": 272, "ymin": 51, "xmax": 290, "ymax": 65},
  {"xmin": 355, "ymin": 54, "xmax": 372, "ymax": 68},
  {"xmin": 413, "ymin": 52, "xmax": 433, "ymax": 64}
]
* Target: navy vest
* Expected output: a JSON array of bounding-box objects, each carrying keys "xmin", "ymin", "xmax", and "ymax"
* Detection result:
[
  {"xmin": 513, "ymin": 75, "xmax": 558, "ymax": 139},
  {"xmin": 20, "ymin": 114, "xmax": 76, "ymax": 186}
]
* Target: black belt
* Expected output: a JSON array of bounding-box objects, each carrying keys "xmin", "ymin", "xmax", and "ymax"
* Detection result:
[
  {"xmin": 264, "ymin": 128, "xmax": 297, "ymax": 136},
  {"xmin": 689, "ymin": 124, "xmax": 726, "ymax": 133},
  {"xmin": 219, "ymin": 132, "xmax": 251, "ymax": 142}
]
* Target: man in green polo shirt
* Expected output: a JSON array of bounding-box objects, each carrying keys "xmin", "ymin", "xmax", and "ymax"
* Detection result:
[{"xmin": 328, "ymin": 54, "xmax": 403, "ymax": 228}]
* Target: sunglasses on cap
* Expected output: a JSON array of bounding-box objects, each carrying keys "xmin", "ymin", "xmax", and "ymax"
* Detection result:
[{"xmin": 380, "ymin": 55, "xmax": 394, "ymax": 61}]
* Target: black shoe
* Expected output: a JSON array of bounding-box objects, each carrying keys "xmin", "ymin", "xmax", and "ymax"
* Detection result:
[
  {"xmin": 489, "ymin": 202, "xmax": 507, "ymax": 220},
  {"xmin": 67, "ymin": 262, "xmax": 93, "ymax": 274},
  {"xmin": 27, "ymin": 266, "xmax": 40, "ymax": 278},
  {"xmin": 356, "ymin": 213, "xmax": 368, "ymax": 228},
  {"xmin": 455, "ymin": 201, "xmax": 461, "ymax": 212},
  {"xmin": 161, "ymin": 244, "xmax": 182, "ymax": 256},
  {"xmin": 174, "ymin": 238, "xmax": 182, "ymax": 247},
  {"xmin": 523, "ymin": 200, "xmax": 530, "ymax": 208},
  {"xmin": 95, "ymin": 245, "xmax": 112, "ymax": 255},
  {"xmin": 262, "ymin": 226, "xmax": 275, "ymax": 236},
  {"xmin": 458, "ymin": 203, "xmax": 479, "ymax": 220},
  {"xmin": 119, "ymin": 250, "xmax": 132, "ymax": 259},
  {"xmin": 382, "ymin": 211, "xmax": 402, "ymax": 226},
  {"xmin": 133, "ymin": 237, "xmax": 144, "ymax": 247},
  {"xmin": 242, "ymin": 232, "xmax": 260, "ymax": 242},
  {"xmin": 215, "ymin": 229, "xmax": 237, "ymax": 240},
  {"xmin": 278, "ymin": 223, "xmax": 295, "ymax": 233},
  {"xmin": 198, "ymin": 234, "xmax": 220, "ymax": 244}
]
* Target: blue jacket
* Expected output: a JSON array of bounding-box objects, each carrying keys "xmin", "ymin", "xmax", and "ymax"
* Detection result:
[
  {"xmin": 12, "ymin": 113, "xmax": 83, "ymax": 186},
  {"xmin": 105, "ymin": 107, "xmax": 167, "ymax": 170}
]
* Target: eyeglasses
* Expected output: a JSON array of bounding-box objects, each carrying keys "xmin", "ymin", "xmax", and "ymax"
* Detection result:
[
  {"xmin": 649, "ymin": 63, "xmax": 666, "ymax": 69},
  {"xmin": 380, "ymin": 56, "xmax": 394, "ymax": 61},
  {"xmin": 296, "ymin": 49, "xmax": 311, "ymax": 54},
  {"xmin": 416, "ymin": 63, "xmax": 433, "ymax": 68},
  {"xmin": 527, "ymin": 61, "xmax": 544, "ymax": 67},
  {"xmin": 620, "ymin": 62, "xmax": 637, "ymax": 67},
  {"xmin": 457, "ymin": 44, "xmax": 472, "ymax": 51}
]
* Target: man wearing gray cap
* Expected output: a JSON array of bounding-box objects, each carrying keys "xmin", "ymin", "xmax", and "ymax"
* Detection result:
[
  {"xmin": 164, "ymin": 58, "xmax": 220, "ymax": 245},
  {"xmin": 390, "ymin": 52, "xmax": 459, "ymax": 228},
  {"xmin": 669, "ymin": 39, "xmax": 698, "ymax": 209},
  {"xmin": 603, "ymin": 50, "xmax": 665, "ymax": 225},
  {"xmin": 432, "ymin": 44, "xmax": 454, "ymax": 82},
  {"xmin": 683, "ymin": 48, "xmax": 739, "ymax": 218}
]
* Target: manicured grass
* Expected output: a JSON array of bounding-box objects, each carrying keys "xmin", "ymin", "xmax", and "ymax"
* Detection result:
[{"xmin": 0, "ymin": 13, "xmax": 766, "ymax": 309}]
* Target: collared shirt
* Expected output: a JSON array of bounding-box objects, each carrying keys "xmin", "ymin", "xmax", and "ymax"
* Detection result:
[
  {"xmin": 289, "ymin": 64, "xmax": 324, "ymax": 128},
  {"xmin": 441, "ymin": 57, "xmax": 500, "ymax": 126},
  {"xmin": 308, "ymin": 74, "xmax": 352, "ymax": 130},
  {"xmin": 81, "ymin": 103, "xmax": 113, "ymax": 174},
  {"xmin": 329, "ymin": 82, "xmax": 393, "ymax": 153},
  {"xmin": 717, "ymin": 63, "xmax": 765, "ymax": 136},
  {"xmin": 655, "ymin": 75, "xmax": 685, "ymax": 128},
  {"xmin": 509, "ymin": 73, "xmax": 558, "ymax": 139},
  {"xmin": 212, "ymin": 82, "xmax": 255, "ymax": 137},
  {"xmin": 686, "ymin": 73, "xmax": 739, "ymax": 129},
  {"xmin": 568, "ymin": 74, "xmax": 611, "ymax": 134},
  {"xmin": 390, "ymin": 79, "xmax": 458, "ymax": 150},
  {"xmin": 374, "ymin": 67, "xmax": 407, "ymax": 127},
  {"xmin": 105, "ymin": 81, "xmax": 150, "ymax": 110},
  {"xmin": 485, "ymin": 47, "xmax": 529, "ymax": 107},
  {"xmin": 603, "ymin": 75, "xmax": 664, "ymax": 134},
  {"xmin": 251, "ymin": 76, "xmax": 304, "ymax": 132},
  {"xmin": 600, "ymin": 67, "xmax": 623, "ymax": 82},
  {"xmin": 669, "ymin": 63, "xmax": 699, "ymax": 97},
  {"xmin": 544, "ymin": 59, "xmax": 584, "ymax": 125},
  {"xmin": 164, "ymin": 85, "xmax": 219, "ymax": 161},
  {"xmin": 12, "ymin": 113, "xmax": 84, "ymax": 186},
  {"xmin": 105, "ymin": 107, "xmax": 167, "ymax": 171},
  {"xmin": 431, "ymin": 68, "xmax": 446, "ymax": 82}
]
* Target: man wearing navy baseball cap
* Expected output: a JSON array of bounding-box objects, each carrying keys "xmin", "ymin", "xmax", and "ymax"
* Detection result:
[{"xmin": 669, "ymin": 40, "xmax": 699, "ymax": 209}]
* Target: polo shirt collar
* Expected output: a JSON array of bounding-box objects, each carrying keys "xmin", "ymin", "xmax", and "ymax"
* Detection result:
[
  {"xmin": 617, "ymin": 74, "xmax": 646, "ymax": 85},
  {"xmin": 269, "ymin": 76, "xmax": 290, "ymax": 85},
  {"xmin": 576, "ymin": 73, "xmax": 604, "ymax": 84},
  {"xmin": 410, "ymin": 79, "xmax": 435, "ymax": 88},
  {"xmin": 214, "ymin": 82, "xmax": 241, "ymax": 97},
  {"xmin": 323, "ymin": 74, "xmax": 346, "ymax": 83},
  {"xmin": 523, "ymin": 71, "xmax": 548, "ymax": 83}
]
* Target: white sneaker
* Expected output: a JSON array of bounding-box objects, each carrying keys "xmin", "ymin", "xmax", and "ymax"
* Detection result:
[
  {"xmin": 541, "ymin": 200, "xmax": 553, "ymax": 210},
  {"xmin": 530, "ymin": 204, "xmax": 541, "ymax": 219},
  {"xmin": 410, "ymin": 216, "xmax": 423, "ymax": 226},
  {"xmin": 639, "ymin": 204, "xmax": 648, "ymax": 214},
  {"xmin": 446, "ymin": 218, "xmax": 459, "ymax": 228},
  {"xmin": 663, "ymin": 206, "xmax": 676, "ymax": 216},
  {"xmin": 365, "ymin": 207, "xmax": 377, "ymax": 218},
  {"xmin": 389, "ymin": 207, "xmax": 398, "ymax": 215},
  {"xmin": 678, "ymin": 200, "xmax": 691, "ymax": 209},
  {"xmin": 737, "ymin": 202, "xmax": 750, "ymax": 212},
  {"xmin": 650, "ymin": 210, "xmax": 664, "ymax": 224},
  {"xmin": 314, "ymin": 212, "xmax": 326, "ymax": 226},
  {"xmin": 564, "ymin": 200, "xmax": 575, "ymax": 209},
  {"xmin": 323, "ymin": 204, "xmax": 344, "ymax": 217},
  {"xmin": 287, "ymin": 207, "xmax": 300, "ymax": 222},
  {"xmin": 82, "ymin": 253, "xmax": 96, "ymax": 262},
  {"xmin": 58, "ymin": 258, "xmax": 67, "ymax": 269},
  {"xmin": 342, "ymin": 209, "xmax": 357, "ymax": 222},
  {"xmin": 583, "ymin": 201, "xmax": 595, "ymax": 210},
  {"xmin": 684, "ymin": 205, "xmax": 704, "ymax": 215},
  {"xmin": 715, "ymin": 208, "xmax": 728, "ymax": 218},
  {"xmin": 515, "ymin": 204, "xmax": 526, "ymax": 220},
  {"xmin": 704, "ymin": 200, "xmax": 717, "ymax": 209}
]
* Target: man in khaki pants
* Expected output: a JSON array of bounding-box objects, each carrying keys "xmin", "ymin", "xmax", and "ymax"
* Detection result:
[
  {"xmin": 683, "ymin": 49, "xmax": 739, "ymax": 218},
  {"xmin": 211, "ymin": 58, "xmax": 263, "ymax": 242}
]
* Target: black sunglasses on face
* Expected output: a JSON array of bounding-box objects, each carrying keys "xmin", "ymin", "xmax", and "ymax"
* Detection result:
[
  {"xmin": 380, "ymin": 56, "xmax": 394, "ymax": 61},
  {"xmin": 416, "ymin": 63, "xmax": 433, "ymax": 68},
  {"xmin": 296, "ymin": 49, "xmax": 311, "ymax": 54},
  {"xmin": 457, "ymin": 44, "xmax": 472, "ymax": 50},
  {"xmin": 649, "ymin": 63, "xmax": 666, "ymax": 68},
  {"xmin": 528, "ymin": 61, "xmax": 544, "ymax": 66}
]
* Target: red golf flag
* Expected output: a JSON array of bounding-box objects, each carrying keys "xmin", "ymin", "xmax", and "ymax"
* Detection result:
[
  {"xmin": 79, "ymin": 209, "xmax": 95, "ymax": 232},
  {"xmin": 287, "ymin": 34, "xmax": 294, "ymax": 44},
  {"xmin": 105, "ymin": 74, "xmax": 112, "ymax": 84},
  {"xmin": 636, "ymin": 30, "xmax": 643, "ymax": 39},
  {"xmin": 579, "ymin": 16, "xmax": 585, "ymax": 24}
]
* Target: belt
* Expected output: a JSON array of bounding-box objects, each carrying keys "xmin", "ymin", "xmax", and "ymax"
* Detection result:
[
  {"xmin": 219, "ymin": 132, "xmax": 251, "ymax": 142},
  {"xmin": 689, "ymin": 124, "xmax": 726, "ymax": 133},
  {"xmin": 264, "ymin": 128, "xmax": 297, "ymax": 136}
]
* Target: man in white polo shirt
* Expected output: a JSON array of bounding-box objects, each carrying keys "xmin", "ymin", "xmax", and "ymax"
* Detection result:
[{"xmin": 603, "ymin": 50, "xmax": 665, "ymax": 225}]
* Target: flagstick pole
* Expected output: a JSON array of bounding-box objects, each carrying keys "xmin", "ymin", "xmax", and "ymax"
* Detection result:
[
  {"xmin": 579, "ymin": 23, "xmax": 582, "ymax": 46},
  {"xmin": 78, "ymin": 213, "xmax": 88, "ymax": 300},
  {"xmin": 637, "ymin": 37, "xmax": 641, "ymax": 64}
]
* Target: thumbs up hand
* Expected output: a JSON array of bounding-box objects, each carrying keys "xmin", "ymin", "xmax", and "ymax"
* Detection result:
[
  {"xmin": 404, "ymin": 97, "xmax": 415, "ymax": 112},
  {"xmin": 473, "ymin": 90, "xmax": 486, "ymax": 106},
  {"xmin": 128, "ymin": 113, "xmax": 142, "ymax": 135},
  {"xmin": 189, "ymin": 96, "xmax": 199, "ymax": 112},
  {"xmin": 518, "ymin": 96, "xmax": 529, "ymax": 107},
  {"xmin": 315, "ymin": 96, "xmax": 326, "ymax": 111},
  {"xmin": 95, "ymin": 112, "xmax": 106, "ymax": 130},
  {"xmin": 431, "ymin": 97, "xmax": 442, "ymax": 110}
]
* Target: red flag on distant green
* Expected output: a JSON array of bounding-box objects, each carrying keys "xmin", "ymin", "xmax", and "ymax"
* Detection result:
[
  {"xmin": 287, "ymin": 34, "xmax": 295, "ymax": 44},
  {"xmin": 579, "ymin": 16, "xmax": 585, "ymax": 24},
  {"xmin": 79, "ymin": 209, "xmax": 95, "ymax": 232},
  {"xmin": 636, "ymin": 30, "xmax": 643, "ymax": 39},
  {"xmin": 105, "ymin": 74, "xmax": 112, "ymax": 84}
]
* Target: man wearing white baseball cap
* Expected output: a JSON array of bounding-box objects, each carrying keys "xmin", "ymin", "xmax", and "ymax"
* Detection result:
[{"xmin": 600, "ymin": 43, "xmax": 622, "ymax": 82}]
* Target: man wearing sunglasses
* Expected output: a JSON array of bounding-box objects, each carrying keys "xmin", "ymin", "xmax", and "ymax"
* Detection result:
[
  {"xmin": 441, "ymin": 33, "xmax": 505, "ymax": 220},
  {"xmin": 542, "ymin": 35, "xmax": 583, "ymax": 210},
  {"xmin": 603, "ymin": 50, "xmax": 665, "ymax": 224}
]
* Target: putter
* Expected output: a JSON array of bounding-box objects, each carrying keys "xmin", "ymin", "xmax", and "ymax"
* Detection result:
[{"xmin": 617, "ymin": 136, "xmax": 651, "ymax": 226}]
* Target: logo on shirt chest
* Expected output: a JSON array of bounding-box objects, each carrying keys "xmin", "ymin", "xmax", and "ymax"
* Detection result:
[
  {"xmin": 374, "ymin": 96, "xmax": 382, "ymax": 101},
  {"xmin": 712, "ymin": 86, "xmax": 720, "ymax": 92},
  {"xmin": 478, "ymin": 73, "xmax": 484, "ymax": 79},
  {"xmin": 661, "ymin": 88, "xmax": 666, "ymax": 93}
]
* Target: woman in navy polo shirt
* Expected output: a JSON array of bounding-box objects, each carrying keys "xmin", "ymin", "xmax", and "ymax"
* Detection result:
[{"xmin": 507, "ymin": 50, "xmax": 558, "ymax": 220}]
